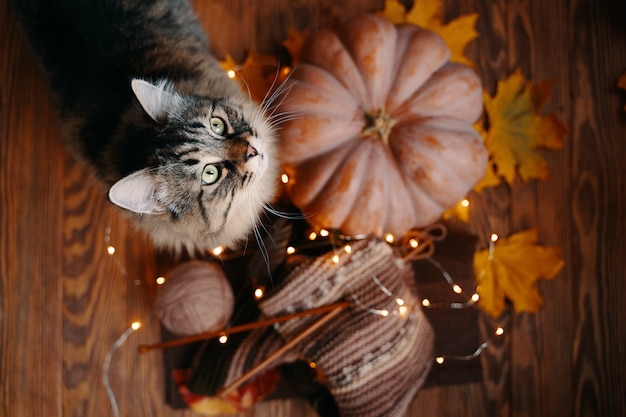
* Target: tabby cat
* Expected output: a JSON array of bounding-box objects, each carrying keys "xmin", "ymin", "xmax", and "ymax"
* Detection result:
[{"xmin": 10, "ymin": 0, "xmax": 279, "ymax": 254}]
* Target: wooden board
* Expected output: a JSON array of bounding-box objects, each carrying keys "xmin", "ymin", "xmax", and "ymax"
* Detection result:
[{"xmin": 1, "ymin": 0, "xmax": 625, "ymax": 416}]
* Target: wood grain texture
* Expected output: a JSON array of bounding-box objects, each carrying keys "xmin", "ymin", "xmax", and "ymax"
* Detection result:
[
  {"xmin": 1, "ymin": 0, "xmax": 625, "ymax": 416},
  {"xmin": 567, "ymin": 2, "xmax": 626, "ymax": 416},
  {"xmin": 1, "ymin": 2, "xmax": 65, "ymax": 415}
]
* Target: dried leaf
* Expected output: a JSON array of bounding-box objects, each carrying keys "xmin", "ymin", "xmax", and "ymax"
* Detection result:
[
  {"xmin": 282, "ymin": 29, "xmax": 308, "ymax": 66},
  {"xmin": 473, "ymin": 162, "xmax": 501, "ymax": 192},
  {"xmin": 442, "ymin": 198, "xmax": 470, "ymax": 223},
  {"xmin": 219, "ymin": 51, "xmax": 279, "ymax": 103},
  {"xmin": 405, "ymin": 0, "xmax": 441, "ymax": 27},
  {"xmin": 483, "ymin": 69, "xmax": 568, "ymax": 185},
  {"xmin": 430, "ymin": 14, "xmax": 479, "ymax": 67},
  {"xmin": 379, "ymin": 0, "xmax": 479, "ymax": 66},
  {"xmin": 378, "ymin": 0, "xmax": 406, "ymax": 24},
  {"xmin": 473, "ymin": 228, "xmax": 564, "ymax": 318},
  {"xmin": 219, "ymin": 54, "xmax": 239, "ymax": 74}
]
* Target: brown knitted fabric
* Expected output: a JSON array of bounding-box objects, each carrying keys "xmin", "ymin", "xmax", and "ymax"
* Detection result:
[{"xmin": 225, "ymin": 238, "xmax": 434, "ymax": 417}]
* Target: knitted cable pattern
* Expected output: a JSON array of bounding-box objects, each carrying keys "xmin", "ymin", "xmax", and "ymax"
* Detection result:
[{"xmin": 224, "ymin": 237, "xmax": 434, "ymax": 417}]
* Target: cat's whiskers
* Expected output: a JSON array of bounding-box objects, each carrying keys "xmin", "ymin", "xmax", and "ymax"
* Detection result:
[
  {"xmin": 252, "ymin": 224, "xmax": 267, "ymax": 273},
  {"xmin": 262, "ymin": 86, "xmax": 298, "ymax": 127},
  {"xmin": 264, "ymin": 97, "xmax": 306, "ymax": 134},
  {"xmin": 250, "ymin": 206, "xmax": 272, "ymax": 280},
  {"xmin": 261, "ymin": 79, "xmax": 294, "ymax": 115},
  {"xmin": 233, "ymin": 69, "xmax": 254, "ymax": 105},
  {"xmin": 265, "ymin": 110, "xmax": 305, "ymax": 129},
  {"xmin": 264, "ymin": 79, "xmax": 296, "ymax": 113},
  {"xmin": 254, "ymin": 66, "xmax": 298, "ymax": 131},
  {"xmin": 261, "ymin": 203, "xmax": 307, "ymax": 220},
  {"xmin": 259, "ymin": 62, "xmax": 288, "ymax": 112}
]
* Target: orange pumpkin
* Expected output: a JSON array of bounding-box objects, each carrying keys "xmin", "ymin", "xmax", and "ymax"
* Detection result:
[{"xmin": 278, "ymin": 14, "xmax": 487, "ymax": 237}]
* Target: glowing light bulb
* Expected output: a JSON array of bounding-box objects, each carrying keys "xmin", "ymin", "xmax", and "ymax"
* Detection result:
[
  {"xmin": 344, "ymin": 245, "xmax": 352, "ymax": 254},
  {"xmin": 107, "ymin": 246, "xmax": 116, "ymax": 255},
  {"xmin": 308, "ymin": 232, "xmax": 317, "ymax": 240},
  {"xmin": 435, "ymin": 356, "xmax": 445, "ymax": 364},
  {"xmin": 131, "ymin": 321, "xmax": 141, "ymax": 331},
  {"xmin": 332, "ymin": 254, "xmax": 339, "ymax": 264},
  {"xmin": 409, "ymin": 239, "xmax": 419, "ymax": 248},
  {"xmin": 254, "ymin": 287, "xmax": 264, "ymax": 299},
  {"xmin": 495, "ymin": 327, "xmax": 504, "ymax": 336},
  {"xmin": 212, "ymin": 246, "xmax": 224, "ymax": 256},
  {"xmin": 490, "ymin": 233, "xmax": 499, "ymax": 242},
  {"xmin": 396, "ymin": 298, "xmax": 405, "ymax": 306},
  {"xmin": 227, "ymin": 70, "xmax": 236, "ymax": 79},
  {"xmin": 286, "ymin": 246, "xmax": 296, "ymax": 255},
  {"xmin": 319, "ymin": 229, "xmax": 329, "ymax": 237},
  {"xmin": 398, "ymin": 305, "xmax": 408, "ymax": 317},
  {"xmin": 379, "ymin": 309, "xmax": 389, "ymax": 317},
  {"xmin": 453, "ymin": 285, "xmax": 463, "ymax": 294},
  {"xmin": 309, "ymin": 361, "xmax": 317, "ymax": 369},
  {"xmin": 385, "ymin": 233, "xmax": 394, "ymax": 243},
  {"xmin": 156, "ymin": 276, "xmax": 166, "ymax": 285},
  {"xmin": 471, "ymin": 293, "xmax": 480, "ymax": 302},
  {"xmin": 281, "ymin": 173, "xmax": 289, "ymax": 184},
  {"xmin": 461, "ymin": 198, "xmax": 470, "ymax": 208},
  {"xmin": 422, "ymin": 299, "xmax": 431, "ymax": 307},
  {"xmin": 218, "ymin": 334, "xmax": 228, "ymax": 344},
  {"xmin": 281, "ymin": 66, "xmax": 292, "ymax": 76}
]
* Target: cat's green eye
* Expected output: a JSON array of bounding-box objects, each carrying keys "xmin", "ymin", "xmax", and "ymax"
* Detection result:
[
  {"xmin": 201, "ymin": 164, "xmax": 221, "ymax": 185},
  {"xmin": 209, "ymin": 117, "xmax": 225, "ymax": 135}
]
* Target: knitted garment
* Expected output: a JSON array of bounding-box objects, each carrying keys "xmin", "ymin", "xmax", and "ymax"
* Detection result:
[{"xmin": 225, "ymin": 237, "xmax": 434, "ymax": 417}]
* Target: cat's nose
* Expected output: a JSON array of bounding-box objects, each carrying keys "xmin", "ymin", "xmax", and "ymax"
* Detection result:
[{"xmin": 245, "ymin": 143, "xmax": 258, "ymax": 160}]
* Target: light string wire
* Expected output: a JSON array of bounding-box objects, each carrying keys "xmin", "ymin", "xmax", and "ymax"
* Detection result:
[
  {"xmin": 102, "ymin": 226, "xmax": 158, "ymax": 417},
  {"xmin": 103, "ymin": 325, "xmax": 137, "ymax": 417},
  {"xmin": 294, "ymin": 221, "xmax": 502, "ymax": 365},
  {"xmin": 102, "ymin": 212, "xmax": 503, "ymax": 415}
]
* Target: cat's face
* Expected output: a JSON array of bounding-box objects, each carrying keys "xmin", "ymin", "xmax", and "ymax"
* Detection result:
[{"xmin": 109, "ymin": 79, "xmax": 278, "ymax": 253}]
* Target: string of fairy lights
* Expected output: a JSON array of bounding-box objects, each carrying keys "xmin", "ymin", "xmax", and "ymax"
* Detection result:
[{"xmin": 100, "ymin": 138, "xmax": 503, "ymax": 412}]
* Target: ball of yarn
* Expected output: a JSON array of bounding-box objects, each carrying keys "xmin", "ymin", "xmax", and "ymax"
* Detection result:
[{"xmin": 157, "ymin": 260, "xmax": 234, "ymax": 336}]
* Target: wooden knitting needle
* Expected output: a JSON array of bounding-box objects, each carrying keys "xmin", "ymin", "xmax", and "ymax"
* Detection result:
[
  {"xmin": 138, "ymin": 301, "xmax": 350, "ymax": 353},
  {"xmin": 218, "ymin": 303, "xmax": 347, "ymax": 397}
]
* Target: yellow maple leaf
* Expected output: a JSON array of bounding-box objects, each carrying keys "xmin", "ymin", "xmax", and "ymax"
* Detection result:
[
  {"xmin": 473, "ymin": 228, "xmax": 564, "ymax": 318},
  {"xmin": 379, "ymin": 0, "xmax": 479, "ymax": 66},
  {"xmin": 618, "ymin": 71, "xmax": 626, "ymax": 111},
  {"xmin": 482, "ymin": 69, "xmax": 568, "ymax": 185},
  {"xmin": 473, "ymin": 162, "xmax": 501, "ymax": 192},
  {"xmin": 378, "ymin": 0, "xmax": 406, "ymax": 24},
  {"xmin": 441, "ymin": 197, "xmax": 470, "ymax": 223}
]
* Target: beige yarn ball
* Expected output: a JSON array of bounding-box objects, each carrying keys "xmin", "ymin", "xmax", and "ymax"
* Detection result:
[{"xmin": 157, "ymin": 260, "xmax": 234, "ymax": 336}]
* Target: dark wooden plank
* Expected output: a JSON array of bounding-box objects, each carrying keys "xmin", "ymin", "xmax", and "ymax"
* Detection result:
[
  {"xmin": 411, "ymin": 383, "xmax": 487, "ymax": 416},
  {"xmin": 504, "ymin": 1, "xmax": 570, "ymax": 417},
  {"xmin": 567, "ymin": 2, "xmax": 626, "ymax": 416},
  {"xmin": 505, "ymin": 1, "xmax": 576, "ymax": 417},
  {"xmin": 0, "ymin": 1, "xmax": 65, "ymax": 415},
  {"xmin": 191, "ymin": 0, "xmax": 386, "ymax": 61},
  {"xmin": 60, "ymin": 159, "xmax": 137, "ymax": 416}
]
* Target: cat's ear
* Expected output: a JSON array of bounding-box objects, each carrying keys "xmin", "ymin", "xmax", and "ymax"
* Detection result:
[
  {"xmin": 108, "ymin": 169, "xmax": 167, "ymax": 214},
  {"xmin": 131, "ymin": 79, "xmax": 182, "ymax": 122}
]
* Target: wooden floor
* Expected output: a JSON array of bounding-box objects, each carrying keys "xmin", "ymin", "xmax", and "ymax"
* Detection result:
[{"xmin": 2, "ymin": 0, "xmax": 625, "ymax": 416}]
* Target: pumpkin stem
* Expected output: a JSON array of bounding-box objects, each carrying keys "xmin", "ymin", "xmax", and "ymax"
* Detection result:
[{"xmin": 362, "ymin": 109, "xmax": 397, "ymax": 145}]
